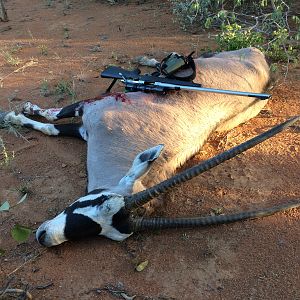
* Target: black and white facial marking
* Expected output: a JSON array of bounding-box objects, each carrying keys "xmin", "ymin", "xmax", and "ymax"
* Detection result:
[
  {"xmin": 36, "ymin": 191, "xmax": 133, "ymax": 247},
  {"xmin": 35, "ymin": 144, "xmax": 164, "ymax": 247}
]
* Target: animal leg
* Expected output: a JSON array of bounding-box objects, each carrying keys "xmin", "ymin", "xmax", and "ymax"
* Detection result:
[
  {"xmin": 22, "ymin": 101, "xmax": 62, "ymax": 121},
  {"xmin": 4, "ymin": 112, "xmax": 87, "ymax": 140},
  {"xmin": 22, "ymin": 100, "xmax": 84, "ymax": 121}
]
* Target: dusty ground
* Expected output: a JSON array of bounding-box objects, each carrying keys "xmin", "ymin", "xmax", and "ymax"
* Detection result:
[{"xmin": 0, "ymin": 1, "xmax": 299, "ymax": 299}]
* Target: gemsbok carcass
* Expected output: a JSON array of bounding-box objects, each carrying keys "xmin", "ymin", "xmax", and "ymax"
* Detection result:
[{"xmin": 1, "ymin": 47, "xmax": 299, "ymax": 247}]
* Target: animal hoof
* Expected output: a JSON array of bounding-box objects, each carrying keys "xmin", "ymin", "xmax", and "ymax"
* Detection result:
[{"xmin": 22, "ymin": 101, "xmax": 35, "ymax": 115}]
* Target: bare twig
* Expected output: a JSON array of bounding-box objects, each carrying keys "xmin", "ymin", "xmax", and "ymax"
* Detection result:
[
  {"xmin": 35, "ymin": 283, "xmax": 54, "ymax": 290},
  {"xmin": 90, "ymin": 284, "xmax": 137, "ymax": 299},
  {"xmin": 0, "ymin": 59, "xmax": 38, "ymax": 87},
  {"xmin": 282, "ymin": 44, "xmax": 290, "ymax": 80},
  {"xmin": 0, "ymin": 277, "xmax": 14, "ymax": 297},
  {"xmin": 7, "ymin": 249, "xmax": 47, "ymax": 277},
  {"xmin": 0, "ymin": 0, "xmax": 8, "ymax": 22},
  {"xmin": 270, "ymin": 0, "xmax": 277, "ymax": 11},
  {"xmin": 0, "ymin": 288, "xmax": 32, "ymax": 300}
]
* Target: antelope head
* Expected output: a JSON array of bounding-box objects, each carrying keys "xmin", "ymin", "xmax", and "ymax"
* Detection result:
[{"xmin": 36, "ymin": 116, "xmax": 300, "ymax": 247}]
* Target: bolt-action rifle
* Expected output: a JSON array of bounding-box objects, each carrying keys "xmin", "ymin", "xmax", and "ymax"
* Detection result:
[{"xmin": 101, "ymin": 66, "xmax": 270, "ymax": 100}]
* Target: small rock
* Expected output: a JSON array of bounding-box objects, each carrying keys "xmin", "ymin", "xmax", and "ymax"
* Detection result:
[
  {"xmin": 259, "ymin": 109, "xmax": 273, "ymax": 117},
  {"xmin": 61, "ymin": 163, "xmax": 67, "ymax": 168},
  {"xmin": 79, "ymin": 172, "xmax": 86, "ymax": 178},
  {"xmin": 228, "ymin": 173, "xmax": 234, "ymax": 179},
  {"xmin": 32, "ymin": 267, "xmax": 40, "ymax": 273},
  {"xmin": 99, "ymin": 35, "xmax": 108, "ymax": 41},
  {"xmin": 89, "ymin": 45, "xmax": 101, "ymax": 52},
  {"xmin": 116, "ymin": 281, "xmax": 124, "ymax": 289},
  {"xmin": 133, "ymin": 55, "xmax": 159, "ymax": 67}
]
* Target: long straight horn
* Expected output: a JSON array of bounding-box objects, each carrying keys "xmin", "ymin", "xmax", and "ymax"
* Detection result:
[
  {"xmin": 130, "ymin": 200, "xmax": 300, "ymax": 231},
  {"xmin": 125, "ymin": 116, "xmax": 300, "ymax": 210}
]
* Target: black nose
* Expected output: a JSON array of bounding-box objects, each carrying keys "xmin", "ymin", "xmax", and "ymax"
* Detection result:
[{"xmin": 37, "ymin": 230, "xmax": 47, "ymax": 245}]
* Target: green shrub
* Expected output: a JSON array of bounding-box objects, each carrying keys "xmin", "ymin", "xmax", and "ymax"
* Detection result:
[
  {"xmin": 216, "ymin": 24, "xmax": 265, "ymax": 51},
  {"xmin": 171, "ymin": 0, "xmax": 299, "ymax": 63},
  {"xmin": 54, "ymin": 80, "xmax": 76, "ymax": 102},
  {"xmin": 265, "ymin": 28, "xmax": 297, "ymax": 62}
]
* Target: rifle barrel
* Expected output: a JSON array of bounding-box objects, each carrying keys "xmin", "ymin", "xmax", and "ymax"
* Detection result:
[
  {"xmin": 167, "ymin": 84, "xmax": 270, "ymax": 100},
  {"xmin": 123, "ymin": 79, "xmax": 270, "ymax": 100}
]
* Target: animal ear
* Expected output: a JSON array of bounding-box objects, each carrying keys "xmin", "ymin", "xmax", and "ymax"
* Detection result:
[{"xmin": 117, "ymin": 144, "xmax": 164, "ymax": 195}]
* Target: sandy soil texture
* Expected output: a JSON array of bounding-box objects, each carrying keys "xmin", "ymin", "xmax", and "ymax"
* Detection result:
[{"xmin": 0, "ymin": 1, "xmax": 299, "ymax": 299}]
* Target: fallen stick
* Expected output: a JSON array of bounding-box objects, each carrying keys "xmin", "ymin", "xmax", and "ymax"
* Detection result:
[{"xmin": 0, "ymin": 288, "xmax": 32, "ymax": 299}]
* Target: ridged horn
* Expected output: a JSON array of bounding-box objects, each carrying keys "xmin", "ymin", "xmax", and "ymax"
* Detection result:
[
  {"xmin": 125, "ymin": 116, "xmax": 300, "ymax": 210},
  {"xmin": 130, "ymin": 200, "xmax": 300, "ymax": 231}
]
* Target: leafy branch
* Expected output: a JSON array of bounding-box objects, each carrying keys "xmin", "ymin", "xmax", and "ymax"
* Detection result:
[
  {"xmin": 171, "ymin": 0, "xmax": 299, "ymax": 64},
  {"xmin": 0, "ymin": 185, "xmax": 32, "ymax": 255}
]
